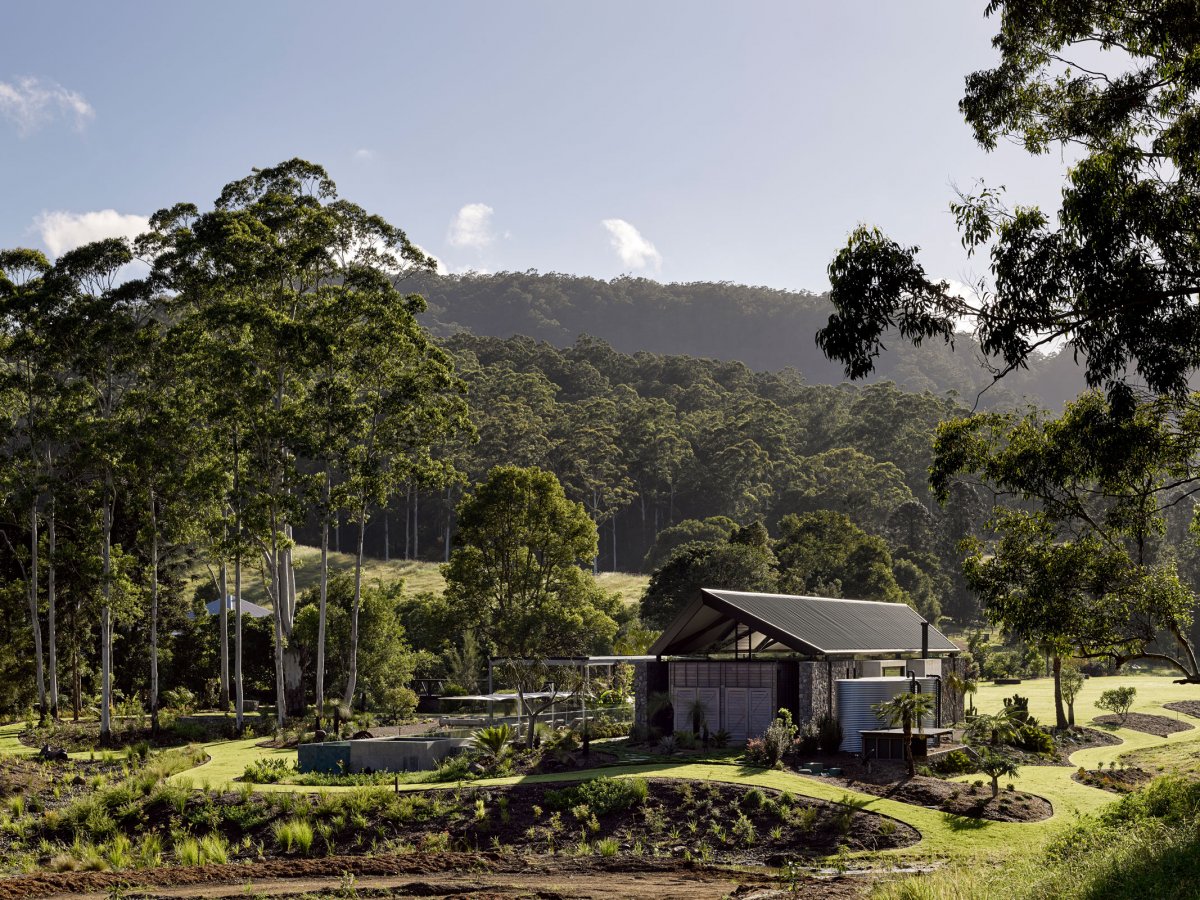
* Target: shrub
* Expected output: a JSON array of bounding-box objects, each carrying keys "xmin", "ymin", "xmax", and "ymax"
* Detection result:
[
  {"xmin": 748, "ymin": 709, "xmax": 797, "ymax": 768},
  {"xmin": 740, "ymin": 788, "xmax": 766, "ymax": 810},
  {"xmin": 816, "ymin": 713, "xmax": 843, "ymax": 754},
  {"xmin": 743, "ymin": 737, "xmax": 767, "ymax": 766},
  {"xmin": 545, "ymin": 777, "xmax": 648, "ymax": 817},
  {"xmin": 161, "ymin": 687, "xmax": 196, "ymax": 714},
  {"xmin": 711, "ymin": 728, "xmax": 731, "ymax": 749},
  {"xmin": 795, "ymin": 720, "xmax": 820, "ymax": 755},
  {"xmin": 242, "ymin": 757, "xmax": 295, "ymax": 784},
  {"xmin": 1015, "ymin": 724, "xmax": 1055, "ymax": 755},
  {"xmin": 469, "ymin": 723, "xmax": 516, "ymax": 759},
  {"xmin": 1003, "ymin": 693, "xmax": 1034, "ymax": 725},
  {"xmin": 932, "ymin": 749, "xmax": 976, "ymax": 776},
  {"xmin": 673, "ymin": 729, "xmax": 699, "ymax": 750},
  {"xmin": 1096, "ymin": 686, "xmax": 1137, "ymax": 722},
  {"xmin": 596, "ymin": 836, "xmax": 620, "ymax": 857},
  {"xmin": 658, "ymin": 735, "xmax": 678, "ymax": 755}
]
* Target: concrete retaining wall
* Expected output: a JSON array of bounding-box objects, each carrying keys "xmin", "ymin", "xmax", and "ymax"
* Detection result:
[{"xmin": 297, "ymin": 736, "xmax": 471, "ymax": 774}]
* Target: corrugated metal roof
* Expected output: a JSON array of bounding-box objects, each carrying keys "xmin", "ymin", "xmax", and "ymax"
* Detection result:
[{"xmin": 647, "ymin": 588, "xmax": 958, "ymax": 657}]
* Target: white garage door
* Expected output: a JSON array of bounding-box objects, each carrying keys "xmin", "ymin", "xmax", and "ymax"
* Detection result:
[
  {"xmin": 672, "ymin": 687, "xmax": 695, "ymax": 734},
  {"xmin": 749, "ymin": 687, "xmax": 774, "ymax": 738},
  {"xmin": 724, "ymin": 687, "xmax": 748, "ymax": 741}
]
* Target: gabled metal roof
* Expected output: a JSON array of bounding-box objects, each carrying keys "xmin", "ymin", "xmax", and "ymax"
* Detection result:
[{"xmin": 647, "ymin": 588, "xmax": 958, "ymax": 657}]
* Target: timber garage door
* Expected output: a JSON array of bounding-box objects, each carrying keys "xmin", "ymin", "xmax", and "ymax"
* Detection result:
[
  {"xmin": 673, "ymin": 687, "xmax": 695, "ymax": 734},
  {"xmin": 698, "ymin": 686, "xmax": 720, "ymax": 735},
  {"xmin": 673, "ymin": 686, "xmax": 721, "ymax": 734},
  {"xmin": 748, "ymin": 688, "xmax": 773, "ymax": 738},
  {"xmin": 724, "ymin": 688, "xmax": 748, "ymax": 741}
]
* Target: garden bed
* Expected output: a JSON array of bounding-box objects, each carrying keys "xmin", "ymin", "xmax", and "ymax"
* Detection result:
[
  {"xmin": 20, "ymin": 719, "xmax": 230, "ymax": 753},
  {"xmin": 833, "ymin": 770, "xmax": 1052, "ymax": 823},
  {"xmin": 1163, "ymin": 701, "xmax": 1200, "ymax": 719},
  {"xmin": 8, "ymin": 774, "xmax": 917, "ymax": 874},
  {"xmin": 1072, "ymin": 766, "xmax": 1151, "ymax": 794},
  {"xmin": 1092, "ymin": 713, "xmax": 1193, "ymax": 736}
]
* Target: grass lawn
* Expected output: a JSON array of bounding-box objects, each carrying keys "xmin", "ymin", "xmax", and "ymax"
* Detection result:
[
  {"xmin": 184, "ymin": 545, "xmax": 649, "ymax": 606},
  {"xmin": 8, "ymin": 672, "xmax": 1195, "ymax": 869}
]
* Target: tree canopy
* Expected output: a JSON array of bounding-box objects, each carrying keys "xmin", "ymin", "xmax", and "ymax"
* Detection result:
[{"xmin": 818, "ymin": 1, "xmax": 1200, "ymax": 401}]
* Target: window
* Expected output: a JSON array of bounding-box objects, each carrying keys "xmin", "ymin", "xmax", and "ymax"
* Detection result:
[{"xmin": 881, "ymin": 665, "xmax": 905, "ymax": 677}]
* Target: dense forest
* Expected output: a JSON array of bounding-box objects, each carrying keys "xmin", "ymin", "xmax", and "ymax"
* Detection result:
[
  {"xmin": 331, "ymin": 335, "xmax": 985, "ymax": 620},
  {"xmin": 405, "ymin": 271, "xmax": 1095, "ymax": 411}
]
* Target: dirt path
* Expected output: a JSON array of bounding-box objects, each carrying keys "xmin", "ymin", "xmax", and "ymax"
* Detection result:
[{"xmin": 12, "ymin": 854, "xmax": 866, "ymax": 900}]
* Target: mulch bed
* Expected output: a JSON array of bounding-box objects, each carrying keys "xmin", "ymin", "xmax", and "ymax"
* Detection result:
[
  {"xmin": 1004, "ymin": 726, "xmax": 1123, "ymax": 767},
  {"xmin": 1093, "ymin": 713, "xmax": 1193, "ymax": 736},
  {"xmin": 834, "ymin": 771, "xmax": 1052, "ymax": 823},
  {"xmin": 1164, "ymin": 701, "xmax": 1200, "ymax": 720},
  {"xmin": 1073, "ymin": 766, "xmax": 1152, "ymax": 794}
]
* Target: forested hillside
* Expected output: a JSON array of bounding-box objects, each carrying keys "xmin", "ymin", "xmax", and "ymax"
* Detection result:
[
  {"xmin": 314, "ymin": 335, "xmax": 989, "ymax": 627},
  {"xmin": 405, "ymin": 271, "xmax": 1091, "ymax": 411}
]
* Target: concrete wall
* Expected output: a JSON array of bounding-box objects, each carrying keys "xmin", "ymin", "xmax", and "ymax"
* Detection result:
[
  {"xmin": 297, "ymin": 737, "xmax": 470, "ymax": 774},
  {"xmin": 297, "ymin": 741, "xmax": 351, "ymax": 775}
]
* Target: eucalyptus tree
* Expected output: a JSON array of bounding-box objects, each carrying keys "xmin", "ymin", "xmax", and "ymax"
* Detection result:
[
  {"xmin": 0, "ymin": 249, "xmax": 52, "ymax": 718},
  {"xmin": 933, "ymin": 391, "xmax": 1200, "ymax": 685},
  {"xmin": 332, "ymin": 279, "xmax": 468, "ymax": 708},
  {"xmin": 124, "ymin": 329, "xmax": 225, "ymax": 730},
  {"xmin": 146, "ymin": 159, "xmax": 463, "ymax": 723},
  {"xmin": 54, "ymin": 237, "xmax": 159, "ymax": 739},
  {"xmin": 817, "ymin": 2, "xmax": 1200, "ymax": 403}
]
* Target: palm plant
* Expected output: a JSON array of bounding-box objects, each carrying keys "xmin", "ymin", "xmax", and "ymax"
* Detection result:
[
  {"xmin": 872, "ymin": 691, "xmax": 936, "ymax": 777},
  {"xmin": 469, "ymin": 723, "xmax": 516, "ymax": 760},
  {"xmin": 964, "ymin": 706, "xmax": 1020, "ymax": 747},
  {"xmin": 974, "ymin": 747, "xmax": 1020, "ymax": 798},
  {"xmin": 686, "ymin": 699, "xmax": 708, "ymax": 735}
]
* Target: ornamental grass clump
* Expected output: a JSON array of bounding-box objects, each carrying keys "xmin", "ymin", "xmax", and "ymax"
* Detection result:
[{"xmin": 273, "ymin": 817, "xmax": 314, "ymax": 855}]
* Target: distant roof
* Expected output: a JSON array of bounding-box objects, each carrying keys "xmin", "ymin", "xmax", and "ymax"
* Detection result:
[
  {"xmin": 648, "ymin": 589, "xmax": 958, "ymax": 657},
  {"xmin": 201, "ymin": 596, "xmax": 272, "ymax": 619}
]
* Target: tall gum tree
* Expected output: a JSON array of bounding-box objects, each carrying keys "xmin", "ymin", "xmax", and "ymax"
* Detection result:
[
  {"xmin": 145, "ymin": 160, "xmax": 467, "ymax": 723},
  {"xmin": 55, "ymin": 237, "xmax": 159, "ymax": 739}
]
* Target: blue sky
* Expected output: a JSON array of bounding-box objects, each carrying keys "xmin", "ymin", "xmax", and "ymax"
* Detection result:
[{"xmin": 1, "ymin": 2, "xmax": 1071, "ymax": 293}]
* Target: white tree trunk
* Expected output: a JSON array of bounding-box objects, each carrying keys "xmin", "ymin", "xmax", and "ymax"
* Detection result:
[
  {"xmin": 342, "ymin": 506, "xmax": 368, "ymax": 708},
  {"xmin": 316, "ymin": 472, "xmax": 330, "ymax": 724},
  {"xmin": 100, "ymin": 490, "xmax": 112, "ymax": 740},
  {"xmin": 218, "ymin": 559, "xmax": 229, "ymax": 709},
  {"xmin": 47, "ymin": 499, "xmax": 58, "ymax": 719},
  {"xmin": 28, "ymin": 500, "xmax": 46, "ymax": 720},
  {"xmin": 234, "ymin": 547, "xmax": 244, "ymax": 731},
  {"xmin": 149, "ymin": 492, "xmax": 159, "ymax": 730}
]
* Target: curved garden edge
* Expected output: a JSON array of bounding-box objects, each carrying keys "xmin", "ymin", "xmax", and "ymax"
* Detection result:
[{"xmin": 1, "ymin": 696, "xmax": 1193, "ymax": 867}]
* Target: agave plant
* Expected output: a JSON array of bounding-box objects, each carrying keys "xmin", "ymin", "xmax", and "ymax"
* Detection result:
[{"xmin": 470, "ymin": 723, "xmax": 516, "ymax": 759}]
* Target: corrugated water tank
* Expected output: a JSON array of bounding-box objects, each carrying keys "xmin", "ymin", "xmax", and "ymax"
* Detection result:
[{"xmin": 836, "ymin": 676, "xmax": 939, "ymax": 753}]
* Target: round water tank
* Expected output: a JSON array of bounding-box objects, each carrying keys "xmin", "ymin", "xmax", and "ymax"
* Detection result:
[{"xmin": 835, "ymin": 677, "xmax": 939, "ymax": 753}]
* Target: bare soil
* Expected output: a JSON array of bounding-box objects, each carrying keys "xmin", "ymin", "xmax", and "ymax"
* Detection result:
[
  {"xmin": 0, "ymin": 853, "xmax": 869, "ymax": 900},
  {"xmin": 1163, "ymin": 701, "xmax": 1200, "ymax": 720},
  {"xmin": 1092, "ymin": 713, "xmax": 1193, "ymax": 736}
]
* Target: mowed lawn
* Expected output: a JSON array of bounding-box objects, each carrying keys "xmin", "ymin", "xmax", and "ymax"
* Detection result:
[
  {"xmin": 184, "ymin": 545, "xmax": 649, "ymax": 607},
  {"xmin": 154, "ymin": 673, "xmax": 1200, "ymax": 866}
]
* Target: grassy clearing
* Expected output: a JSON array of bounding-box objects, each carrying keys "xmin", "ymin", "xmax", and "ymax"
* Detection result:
[{"xmin": 184, "ymin": 544, "xmax": 648, "ymax": 606}]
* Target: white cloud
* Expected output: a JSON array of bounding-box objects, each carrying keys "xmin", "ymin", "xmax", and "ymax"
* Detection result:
[
  {"xmin": 0, "ymin": 77, "xmax": 94, "ymax": 137},
  {"xmin": 34, "ymin": 210, "xmax": 149, "ymax": 258},
  {"xmin": 411, "ymin": 243, "xmax": 447, "ymax": 276},
  {"xmin": 353, "ymin": 148, "xmax": 374, "ymax": 161},
  {"xmin": 602, "ymin": 218, "xmax": 662, "ymax": 271},
  {"xmin": 447, "ymin": 203, "xmax": 496, "ymax": 250}
]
